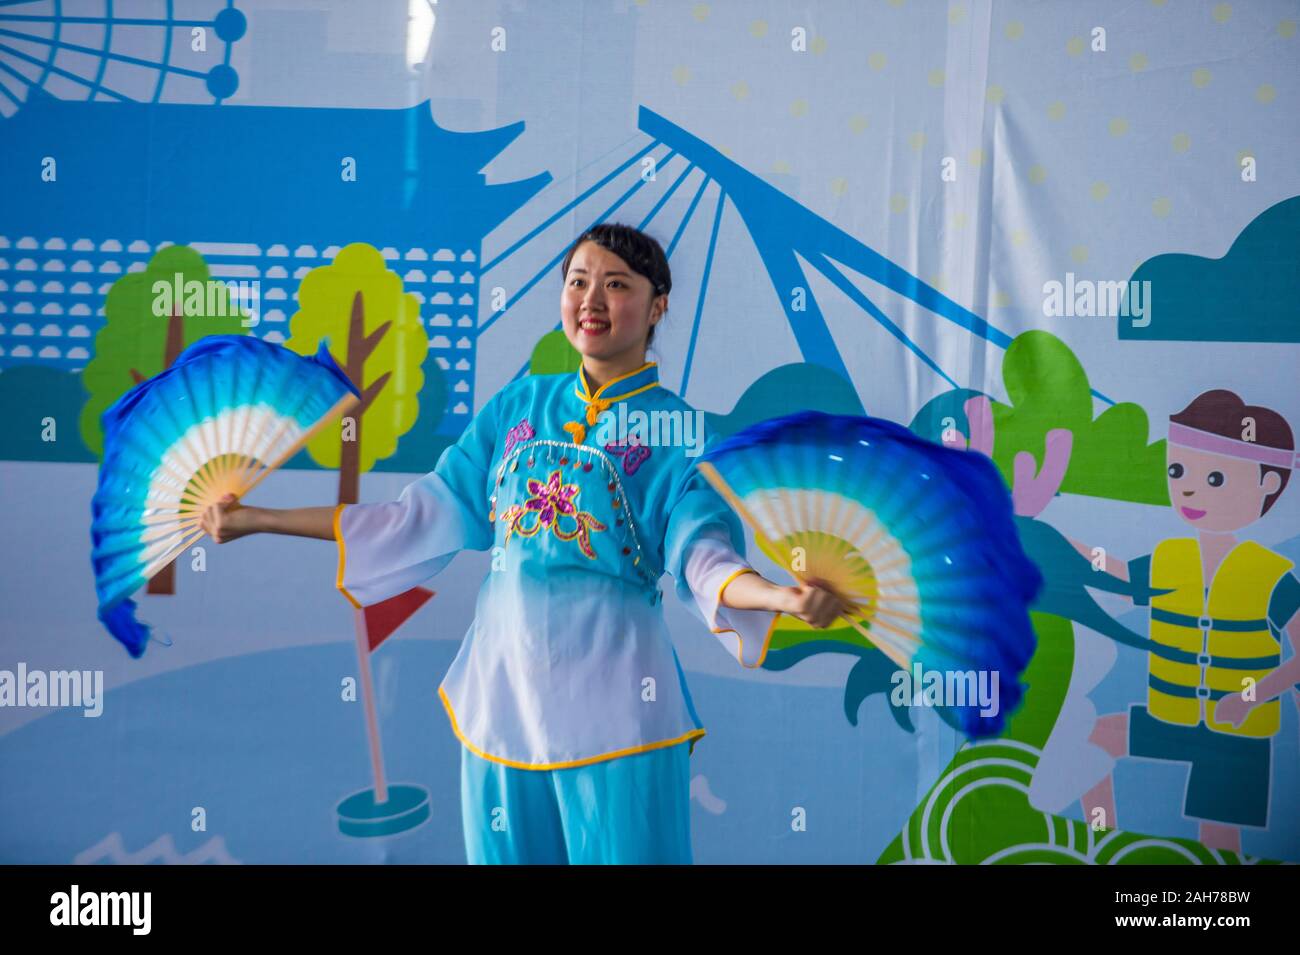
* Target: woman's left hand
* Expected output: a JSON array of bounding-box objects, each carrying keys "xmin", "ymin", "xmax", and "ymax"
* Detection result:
[{"xmin": 782, "ymin": 578, "xmax": 856, "ymax": 629}]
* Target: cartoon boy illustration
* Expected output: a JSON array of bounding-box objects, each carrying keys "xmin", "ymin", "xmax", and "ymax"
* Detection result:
[{"xmin": 1076, "ymin": 390, "xmax": 1300, "ymax": 853}]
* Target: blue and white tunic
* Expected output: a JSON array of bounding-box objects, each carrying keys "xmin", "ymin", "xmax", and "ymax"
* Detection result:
[{"xmin": 332, "ymin": 361, "xmax": 779, "ymax": 770}]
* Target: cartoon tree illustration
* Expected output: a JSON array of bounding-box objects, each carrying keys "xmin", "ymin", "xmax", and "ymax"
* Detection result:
[
  {"xmin": 80, "ymin": 244, "xmax": 249, "ymax": 594},
  {"xmin": 284, "ymin": 242, "xmax": 426, "ymax": 504}
]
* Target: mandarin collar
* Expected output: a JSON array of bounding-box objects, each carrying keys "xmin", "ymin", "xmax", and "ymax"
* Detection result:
[{"xmin": 573, "ymin": 361, "xmax": 660, "ymax": 405}]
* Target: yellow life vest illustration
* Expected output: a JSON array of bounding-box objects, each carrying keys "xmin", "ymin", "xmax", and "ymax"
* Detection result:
[{"xmin": 1147, "ymin": 538, "xmax": 1291, "ymax": 738}]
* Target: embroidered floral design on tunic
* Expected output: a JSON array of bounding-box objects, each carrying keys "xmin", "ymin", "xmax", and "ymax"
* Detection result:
[
  {"xmin": 604, "ymin": 438, "xmax": 651, "ymax": 475},
  {"xmin": 502, "ymin": 418, "xmax": 536, "ymax": 460},
  {"xmin": 499, "ymin": 468, "xmax": 607, "ymax": 559}
]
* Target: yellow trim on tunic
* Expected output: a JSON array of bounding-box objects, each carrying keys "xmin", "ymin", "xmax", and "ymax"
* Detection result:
[
  {"xmin": 712, "ymin": 615, "xmax": 782, "ymax": 670},
  {"xmin": 566, "ymin": 362, "xmax": 661, "ymax": 445},
  {"xmin": 333, "ymin": 502, "xmax": 362, "ymax": 610},
  {"xmin": 711, "ymin": 567, "xmax": 779, "ymax": 669},
  {"xmin": 439, "ymin": 686, "xmax": 705, "ymax": 771},
  {"xmin": 717, "ymin": 567, "xmax": 757, "ymax": 605},
  {"xmin": 576, "ymin": 360, "xmax": 659, "ymax": 402}
]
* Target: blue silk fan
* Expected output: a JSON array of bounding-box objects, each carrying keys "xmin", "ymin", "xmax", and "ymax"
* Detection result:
[
  {"xmin": 91, "ymin": 335, "xmax": 359, "ymax": 657},
  {"xmin": 696, "ymin": 411, "xmax": 1042, "ymax": 739}
]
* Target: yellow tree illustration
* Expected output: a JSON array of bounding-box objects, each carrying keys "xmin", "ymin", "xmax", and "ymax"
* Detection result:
[{"xmin": 285, "ymin": 243, "xmax": 426, "ymax": 503}]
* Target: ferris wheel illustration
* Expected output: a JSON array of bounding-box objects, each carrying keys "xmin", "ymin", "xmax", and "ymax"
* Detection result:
[{"xmin": 0, "ymin": 1, "xmax": 246, "ymax": 119}]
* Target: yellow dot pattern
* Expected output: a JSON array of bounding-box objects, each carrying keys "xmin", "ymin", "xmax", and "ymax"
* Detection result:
[{"xmin": 659, "ymin": 0, "xmax": 1287, "ymax": 282}]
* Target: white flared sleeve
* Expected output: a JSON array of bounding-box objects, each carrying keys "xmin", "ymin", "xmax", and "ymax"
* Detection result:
[
  {"xmin": 333, "ymin": 390, "xmax": 501, "ymax": 608},
  {"xmin": 663, "ymin": 454, "xmax": 781, "ymax": 669},
  {"xmin": 680, "ymin": 529, "xmax": 781, "ymax": 669}
]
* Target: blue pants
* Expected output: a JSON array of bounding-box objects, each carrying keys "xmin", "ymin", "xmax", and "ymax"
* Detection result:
[
  {"xmin": 460, "ymin": 742, "xmax": 693, "ymax": 864},
  {"xmin": 1128, "ymin": 704, "xmax": 1271, "ymax": 827}
]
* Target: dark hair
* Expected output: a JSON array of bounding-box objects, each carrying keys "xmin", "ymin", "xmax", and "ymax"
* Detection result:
[
  {"xmin": 560, "ymin": 223, "xmax": 671, "ymax": 347},
  {"xmin": 1169, "ymin": 389, "xmax": 1293, "ymax": 516}
]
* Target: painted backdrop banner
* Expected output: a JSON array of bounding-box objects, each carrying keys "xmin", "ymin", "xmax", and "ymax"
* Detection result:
[{"xmin": 1, "ymin": 0, "xmax": 1297, "ymax": 864}]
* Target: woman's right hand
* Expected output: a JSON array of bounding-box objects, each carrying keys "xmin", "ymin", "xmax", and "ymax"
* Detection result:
[{"xmin": 200, "ymin": 492, "xmax": 256, "ymax": 544}]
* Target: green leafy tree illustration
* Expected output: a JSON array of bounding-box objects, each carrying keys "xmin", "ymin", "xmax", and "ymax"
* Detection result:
[{"xmin": 80, "ymin": 245, "xmax": 248, "ymax": 594}]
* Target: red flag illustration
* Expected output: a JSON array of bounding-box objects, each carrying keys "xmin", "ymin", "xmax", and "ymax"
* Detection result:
[{"xmin": 362, "ymin": 586, "xmax": 434, "ymax": 652}]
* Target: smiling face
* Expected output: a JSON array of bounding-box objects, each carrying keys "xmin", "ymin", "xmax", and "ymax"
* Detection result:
[
  {"xmin": 561, "ymin": 241, "xmax": 665, "ymax": 371},
  {"xmin": 1166, "ymin": 444, "xmax": 1282, "ymax": 533}
]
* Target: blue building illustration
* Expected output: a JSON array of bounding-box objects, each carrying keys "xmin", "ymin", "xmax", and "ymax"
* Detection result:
[{"xmin": 0, "ymin": 87, "xmax": 550, "ymax": 445}]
